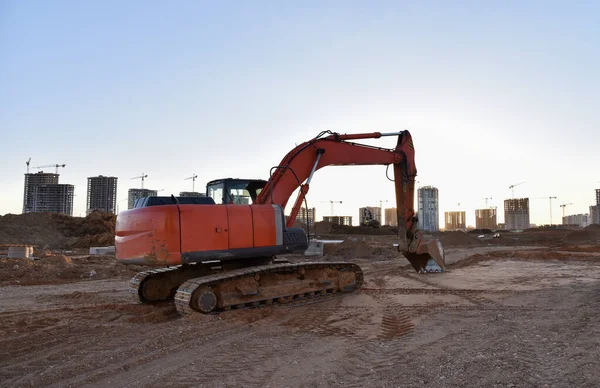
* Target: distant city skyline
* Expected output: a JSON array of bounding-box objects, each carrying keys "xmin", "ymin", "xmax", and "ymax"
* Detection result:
[
  {"xmin": 2, "ymin": 1, "xmax": 599, "ymax": 223},
  {"xmin": 9, "ymin": 167, "xmax": 600, "ymax": 228}
]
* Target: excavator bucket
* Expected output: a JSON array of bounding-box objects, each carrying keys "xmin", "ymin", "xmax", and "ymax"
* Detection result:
[{"xmin": 402, "ymin": 237, "xmax": 446, "ymax": 273}]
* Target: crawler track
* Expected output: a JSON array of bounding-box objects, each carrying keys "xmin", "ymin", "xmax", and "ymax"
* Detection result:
[
  {"xmin": 129, "ymin": 263, "xmax": 215, "ymax": 304},
  {"xmin": 174, "ymin": 262, "xmax": 364, "ymax": 316}
]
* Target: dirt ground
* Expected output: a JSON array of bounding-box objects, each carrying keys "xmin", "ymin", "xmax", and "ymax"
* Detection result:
[{"xmin": 1, "ymin": 230, "xmax": 600, "ymax": 387}]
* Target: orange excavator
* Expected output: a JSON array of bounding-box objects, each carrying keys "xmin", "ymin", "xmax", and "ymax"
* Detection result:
[{"xmin": 115, "ymin": 130, "xmax": 445, "ymax": 315}]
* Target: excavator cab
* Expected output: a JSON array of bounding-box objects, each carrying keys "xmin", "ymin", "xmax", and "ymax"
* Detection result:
[{"xmin": 206, "ymin": 178, "xmax": 267, "ymax": 205}]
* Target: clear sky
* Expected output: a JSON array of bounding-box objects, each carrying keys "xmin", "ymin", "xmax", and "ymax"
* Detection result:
[{"xmin": 1, "ymin": 0, "xmax": 599, "ymax": 227}]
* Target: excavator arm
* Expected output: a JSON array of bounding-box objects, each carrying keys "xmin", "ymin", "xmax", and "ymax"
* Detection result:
[{"xmin": 256, "ymin": 130, "xmax": 445, "ymax": 273}]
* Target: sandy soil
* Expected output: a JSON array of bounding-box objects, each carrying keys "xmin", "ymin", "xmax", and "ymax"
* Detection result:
[{"xmin": 1, "ymin": 240, "xmax": 600, "ymax": 388}]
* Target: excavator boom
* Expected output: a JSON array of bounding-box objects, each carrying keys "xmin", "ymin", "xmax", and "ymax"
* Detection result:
[{"xmin": 255, "ymin": 129, "xmax": 444, "ymax": 272}]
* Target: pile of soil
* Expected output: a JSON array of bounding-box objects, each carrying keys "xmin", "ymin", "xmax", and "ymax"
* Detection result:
[
  {"xmin": 0, "ymin": 254, "xmax": 144, "ymax": 286},
  {"xmin": 467, "ymin": 228, "xmax": 494, "ymax": 234},
  {"xmin": 0, "ymin": 211, "xmax": 116, "ymax": 249},
  {"xmin": 323, "ymin": 238, "xmax": 398, "ymax": 258},
  {"xmin": 563, "ymin": 224, "xmax": 600, "ymax": 243},
  {"xmin": 314, "ymin": 221, "xmax": 332, "ymax": 234},
  {"xmin": 432, "ymin": 231, "xmax": 484, "ymax": 247}
]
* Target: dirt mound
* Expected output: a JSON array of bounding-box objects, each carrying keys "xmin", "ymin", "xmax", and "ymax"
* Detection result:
[
  {"xmin": 0, "ymin": 254, "xmax": 144, "ymax": 286},
  {"xmin": 0, "ymin": 211, "xmax": 116, "ymax": 249},
  {"xmin": 433, "ymin": 231, "xmax": 484, "ymax": 247},
  {"xmin": 314, "ymin": 221, "xmax": 332, "ymax": 234},
  {"xmin": 563, "ymin": 224, "xmax": 600, "ymax": 243},
  {"xmin": 323, "ymin": 238, "xmax": 397, "ymax": 258},
  {"xmin": 468, "ymin": 228, "xmax": 494, "ymax": 234}
]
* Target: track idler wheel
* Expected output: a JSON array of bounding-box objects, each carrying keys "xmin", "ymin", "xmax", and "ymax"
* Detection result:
[{"xmin": 190, "ymin": 288, "xmax": 218, "ymax": 314}]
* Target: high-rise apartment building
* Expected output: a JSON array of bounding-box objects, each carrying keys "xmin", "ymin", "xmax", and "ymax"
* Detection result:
[
  {"xmin": 475, "ymin": 208, "xmax": 498, "ymax": 229},
  {"xmin": 418, "ymin": 186, "xmax": 439, "ymax": 232},
  {"xmin": 562, "ymin": 214, "xmax": 590, "ymax": 228},
  {"xmin": 298, "ymin": 207, "xmax": 316, "ymax": 227},
  {"xmin": 31, "ymin": 184, "xmax": 74, "ymax": 215},
  {"xmin": 586, "ymin": 189, "xmax": 600, "ymax": 225},
  {"xmin": 444, "ymin": 211, "xmax": 466, "ymax": 231},
  {"xmin": 384, "ymin": 207, "xmax": 398, "ymax": 226},
  {"xmin": 86, "ymin": 176, "xmax": 118, "ymax": 214},
  {"xmin": 504, "ymin": 198, "xmax": 530, "ymax": 230},
  {"xmin": 359, "ymin": 206, "xmax": 382, "ymax": 226},
  {"xmin": 128, "ymin": 188, "xmax": 158, "ymax": 209},
  {"xmin": 23, "ymin": 172, "xmax": 59, "ymax": 213},
  {"xmin": 590, "ymin": 207, "xmax": 599, "ymax": 225}
]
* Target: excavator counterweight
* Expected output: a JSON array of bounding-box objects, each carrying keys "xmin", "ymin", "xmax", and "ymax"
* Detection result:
[{"xmin": 115, "ymin": 129, "xmax": 445, "ymax": 315}]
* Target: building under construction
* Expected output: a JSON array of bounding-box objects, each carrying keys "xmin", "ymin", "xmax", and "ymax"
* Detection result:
[
  {"xmin": 86, "ymin": 176, "xmax": 118, "ymax": 214},
  {"xmin": 444, "ymin": 211, "xmax": 466, "ymax": 231},
  {"xmin": 31, "ymin": 184, "xmax": 74, "ymax": 215},
  {"xmin": 504, "ymin": 198, "xmax": 530, "ymax": 230},
  {"xmin": 384, "ymin": 207, "xmax": 398, "ymax": 226},
  {"xmin": 128, "ymin": 188, "xmax": 158, "ymax": 209},
  {"xmin": 297, "ymin": 207, "xmax": 316, "ymax": 227},
  {"xmin": 418, "ymin": 186, "xmax": 439, "ymax": 232},
  {"xmin": 23, "ymin": 171, "xmax": 75, "ymax": 215},
  {"xmin": 23, "ymin": 172, "xmax": 59, "ymax": 213},
  {"xmin": 475, "ymin": 208, "xmax": 498, "ymax": 229},
  {"xmin": 323, "ymin": 216, "xmax": 352, "ymax": 226}
]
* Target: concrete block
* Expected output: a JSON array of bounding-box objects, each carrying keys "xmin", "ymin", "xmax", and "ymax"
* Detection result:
[
  {"xmin": 89, "ymin": 246, "xmax": 116, "ymax": 255},
  {"xmin": 8, "ymin": 246, "xmax": 33, "ymax": 259},
  {"xmin": 304, "ymin": 240, "xmax": 324, "ymax": 256}
]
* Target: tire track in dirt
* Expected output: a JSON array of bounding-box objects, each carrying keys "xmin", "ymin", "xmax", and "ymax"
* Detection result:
[
  {"xmin": 40, "ymin": 317, "xmax": 255, "ymax": 388},
  {"xmin": 149, "ymin": 331, "xmax": 305, "ymax": 388},
  {"xmin": 377, "ymin": 308, "xmax": 415, "ymax": 340},
  {"xmin": 2, "ymin": 302, "xmax": 232, "ymax": 388}
]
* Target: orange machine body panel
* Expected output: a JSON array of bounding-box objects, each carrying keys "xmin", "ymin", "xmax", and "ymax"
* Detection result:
[
  {"xmin": 115, "ymin": 204, "xmax": 290, "ymax": 266},
  {"xmin": 115, "ymin": 205, "xmax": 182, "ymax": 266},
  {"xmin": 180, "ymin": 205, "xmax": 229, "ymax": 253},
  {"xmin": 251, "ymin": 205, "xmax": 278, "ymax": 247},
  {"xmin": 226, "ymin": 205, "xmax": 254, "ymax": 249}
]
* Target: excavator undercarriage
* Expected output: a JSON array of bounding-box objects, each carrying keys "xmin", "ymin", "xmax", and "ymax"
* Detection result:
[{"xmin": 129, "ymin": 258, "xmax": 364, "ymax": 315}]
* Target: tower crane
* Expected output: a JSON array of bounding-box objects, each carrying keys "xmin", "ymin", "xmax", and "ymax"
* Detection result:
[
  {"xmin": 537, "ymin": 196, "xmax": 557, "ymax": 225},
  {"xmin": 185, "ymin": 174, "xmax": 199, "ymax": 192},
  {"xmin": 132, "ymin": 173, "xmax": 148, "ymax": 189},
  {"xmin": 32, "ymin": 163, "xmax": 66, "ymax": 174},
  {"xmin": 26, "ymin": 157, "xmax": 31, "ymax": 173},
  {"xmin": 483, "ymin": 197, "xmax": 493, "ymax": 207},
  {"xmin": 560, "ymin": 203, "xmax": 573, "ymax": 220},
  {"xmin": 320, "ymin": 200, "xmax": 342, "ymax": 216},
  {"xmin": 376, "ymin": 199, "xmax": 388, "ymax": 225},
  {"xmin": 509, "ymin": 181, "xmax": 526, "ymax": 198}
]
